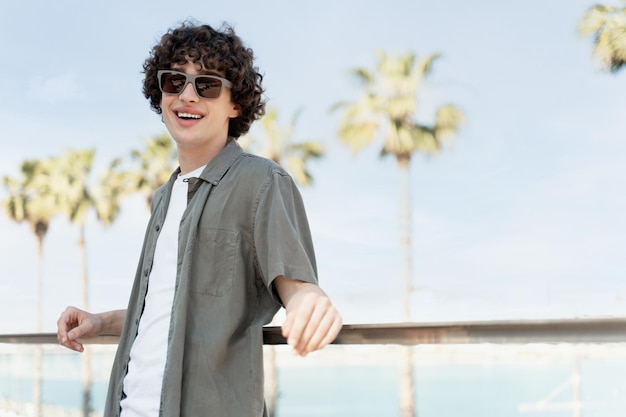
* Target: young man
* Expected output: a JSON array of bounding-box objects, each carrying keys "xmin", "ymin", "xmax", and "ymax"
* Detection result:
[{"xmin": 57, "ymin": 22, "xmax": 342, "ymax": 417}]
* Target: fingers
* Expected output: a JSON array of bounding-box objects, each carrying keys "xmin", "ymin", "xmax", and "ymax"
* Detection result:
[
  {"xmin": 56, "ymin": 306, "xmax": 88, "ymax": 352},
  {"xmin": 293, "ymin": 298, "xmax": 331, "ymax": 354},
  {"xmin": 304, "ymin": 309, "xmax": 342, "ymax": 353},
  {"xmin": 283, "ymin": 295, "xmax": 316, "ymax": 353},
  {"xmin": 282, "ymin": 293, "xmax": 342, "ymax": 357}
]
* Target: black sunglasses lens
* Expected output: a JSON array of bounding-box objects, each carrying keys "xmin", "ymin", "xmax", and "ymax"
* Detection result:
[
  {"xmin": 159, "ymin": 71, "xmax": 224, "ymax": 98},
  {"xmin": 195, "ymin": 77, "xmax": 223, "ymax": 98},
  {"xmin": 161, "ymin": 72, "xmax": 187, "ymax": 94}
]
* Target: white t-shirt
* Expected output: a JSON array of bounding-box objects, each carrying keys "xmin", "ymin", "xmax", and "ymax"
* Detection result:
[{"xmin": 120, "ymin": 165, "xmax": 205, "ymax": 417}]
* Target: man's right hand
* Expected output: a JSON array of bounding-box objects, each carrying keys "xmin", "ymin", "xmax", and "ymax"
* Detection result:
[{"xmin": 57, "ymin": 306, "xmax": 103, "ymax": 352}]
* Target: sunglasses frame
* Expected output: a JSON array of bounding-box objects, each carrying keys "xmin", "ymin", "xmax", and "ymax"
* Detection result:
[{"xmin": 157, "ymin": 70, "xmax": 233, "ymax": 99}]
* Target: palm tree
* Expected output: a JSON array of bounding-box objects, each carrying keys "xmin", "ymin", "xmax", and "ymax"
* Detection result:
[
  {"xmin": 53, "ymin": 149, "xmax": 94, "ymax": 300},
  {"xmin": 2, "ymin": 158, "xmax": 59, "ymax": 417},
  {"xmin": 244, "ymin": 107, "xmax": 324, "ymax": 186},
  {"xmin": 53, "ymin": 150, "xmax": 128, "ymax": 295},
  {"xmin": 48, "ymin": 149, "xmax": 95, "ymax": 417},
  {"xmin": 92, "ymin": 157, "xmax": 128, "ymax": 226},
  {"xmin": 579, "ymin": 2, "xmax": 626, "ymax": 73},
  {"xmin": 128, "ymin": 134, "xmax": 178, "ymax": 209},
  {"xmin": 243, "ymin": 107, "xmax": 324, "ymax": 417},
  {"xmin": 331, "ymin": 50, "xmax": 464, "ymax": 417},
  {"xmin": 50, "ymin": 149, "xmax": 127, "ymax": 417}
]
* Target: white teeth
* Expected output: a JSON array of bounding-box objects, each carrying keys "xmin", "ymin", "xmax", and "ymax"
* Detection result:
[{"xmin": 177, "ymin": 112, "xmax": 202, "ymax": 119}]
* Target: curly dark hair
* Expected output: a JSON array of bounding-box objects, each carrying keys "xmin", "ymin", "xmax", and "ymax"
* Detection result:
[{"xmin": 143, "ymin": 21, "xmax": 266, "ymax": 138}]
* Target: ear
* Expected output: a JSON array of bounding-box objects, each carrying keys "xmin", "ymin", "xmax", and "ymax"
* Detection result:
[{"xmin": 229, "ymin": 103, "xmax": 241, "ymax": 118}]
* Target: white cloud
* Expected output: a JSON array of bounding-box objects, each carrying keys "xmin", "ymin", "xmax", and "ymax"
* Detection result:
[{"xmin": 27, "ymin": 72, "xmax": 86, "ymax": 104}]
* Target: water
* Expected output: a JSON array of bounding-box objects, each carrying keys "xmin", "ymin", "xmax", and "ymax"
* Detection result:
[
  {"xmin": 279, "ymin": 363, "xmax": 575, "ymax": 416},
  {"xmin": 2, "ymin": 345, "xmax": 626, "ymax": 417}
]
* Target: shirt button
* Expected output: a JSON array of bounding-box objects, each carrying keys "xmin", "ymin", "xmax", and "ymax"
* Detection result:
[{"xmin": 155, "ymin": 225, "xmax": 160, "ymax": 232}]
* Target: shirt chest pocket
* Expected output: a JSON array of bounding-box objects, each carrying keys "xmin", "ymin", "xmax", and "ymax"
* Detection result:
[{"xmin": 190, "ymin": 228, "xmax": 238, "ymax": 297}]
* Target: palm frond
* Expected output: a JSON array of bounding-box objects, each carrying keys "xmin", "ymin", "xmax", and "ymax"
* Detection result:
[
  {"xmin": 245, "ymin": 106, "xmax": 324, "ymax": 186},
  {"xmin": 434, "ymin": 104, "xmax": 466, "ymax": 140},
  {"xmin": 579, "ymin": 5, "xmax": 612, "ymax": 35},
  {"xmin": 352, "ymin": 68, "xmax": 374, "ymax": 86},
  {"xmin": 579, "ymin": 4, "xmax": 626, "ymax": 72},
  {"xmin": 419, "ymin": 53, "xmax": 442, "ymax": 78},
  {"xmin": 128, "ymin": 133, "xmax": 177, "ymax": 206},
  {"xmin": 333, "ymin": 48, "xmax": 463, "ymax": 162},
  {"xmin": 336, "ymin": 98, "xmax": 381, "ymax": 154}
]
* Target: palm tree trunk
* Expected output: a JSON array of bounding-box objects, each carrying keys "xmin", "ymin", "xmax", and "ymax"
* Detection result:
[
  {"xmin": 398, "ymin": 159, "xmax": 414, "ymax": 320},
  {"xmin": 33, "ymin": 237, "xmax": 43, "ymax": 417},
  {"xmin": 397, "ymin": 157, "xmax": 416, "ymax": 417},
  {"xmin": 572, "ymin": 355, "xmax": 582, "ymax": 417},
  {"xmin": 79, "ymin": 223, "xmax": 92, "ymax": 417},
  {"xmin": 399, "ymin": 347, "xmax": 415, "ymax": 417}
]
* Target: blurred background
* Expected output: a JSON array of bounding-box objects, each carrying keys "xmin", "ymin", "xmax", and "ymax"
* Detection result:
[{"xmin": 1, "ymin": 0, "xmax": 626, "ymax": 416}]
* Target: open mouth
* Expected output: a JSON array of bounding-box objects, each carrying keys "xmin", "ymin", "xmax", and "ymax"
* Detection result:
[{"xmin": 177, "ymin": 112, "xmax": 202, "ymax": 120}]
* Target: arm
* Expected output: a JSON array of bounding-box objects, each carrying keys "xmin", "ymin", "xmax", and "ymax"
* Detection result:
[
  {"xmin": 274, "ymin": 276, "xmax": 342, "ymax": 357},
  {"xmin": 57, "ymin": 306, "xmax": 127, "ymax": 353}
]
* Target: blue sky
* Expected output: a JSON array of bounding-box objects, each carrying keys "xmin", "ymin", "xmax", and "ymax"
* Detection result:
[{"xmin": 1, "ymin": 0, "xmax": 625, "ymax": 333}]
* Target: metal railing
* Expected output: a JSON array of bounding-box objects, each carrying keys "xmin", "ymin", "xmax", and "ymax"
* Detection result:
[
  {"xmin": 2, "ymin": 317, "xmax": 626, "ymax": 345},
  {"xmin": 2, "ymin": 318, "xmax": 626, "ymax": 417}
]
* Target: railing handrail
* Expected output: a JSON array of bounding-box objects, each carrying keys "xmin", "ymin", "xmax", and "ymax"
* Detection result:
[{"xmin": 2, "ymin": 317, "xmax": 626, "ymax": 345}]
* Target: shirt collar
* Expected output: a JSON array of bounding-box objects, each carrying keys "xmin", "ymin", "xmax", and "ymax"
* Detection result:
[
  {"xmin": 167, "ymin": 138, "xmax": 243, "ymax": 188},
  {"xmin": 197, "ymin": 138, "xmax": 244, "ymax": 186}
]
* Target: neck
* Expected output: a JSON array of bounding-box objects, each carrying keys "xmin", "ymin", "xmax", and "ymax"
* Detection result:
[{"xmin": 177, "ymin": 137, "xmax": 230, "ymax": 175}]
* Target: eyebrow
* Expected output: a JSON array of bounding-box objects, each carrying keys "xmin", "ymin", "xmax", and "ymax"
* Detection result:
[
  {"xmin": 200, "ymin": 70, "xmax": 222, "ymax": 77},
  {"xmin": 169, "ymin": 67, "xmax": 223, "ymax": 78}
]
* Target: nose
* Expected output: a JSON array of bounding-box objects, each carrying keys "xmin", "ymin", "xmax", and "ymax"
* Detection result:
[{"xmin": 179, "ymin": 81, "xmax": 199, "ymax": 102}]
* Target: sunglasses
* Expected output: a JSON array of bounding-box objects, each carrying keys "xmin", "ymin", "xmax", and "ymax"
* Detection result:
[{"xmin": 157, "ymin": 70, "xmax": 233, "ymax": 99}]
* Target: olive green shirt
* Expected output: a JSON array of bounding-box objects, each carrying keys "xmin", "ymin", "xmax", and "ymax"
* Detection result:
[{"xmin": 104, "ymin": 139, "xmax": 318, "ymax": 417}]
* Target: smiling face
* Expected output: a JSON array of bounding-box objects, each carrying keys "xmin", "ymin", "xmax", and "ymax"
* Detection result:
[{"xmin": 160, "ymin": 61, "xmax": 240, "ymax": 160}]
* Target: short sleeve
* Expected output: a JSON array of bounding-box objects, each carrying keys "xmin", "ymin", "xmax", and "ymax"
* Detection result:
[{"xmin": 253, "ymin": 171, "xmax": 318, "ymax": 303}]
